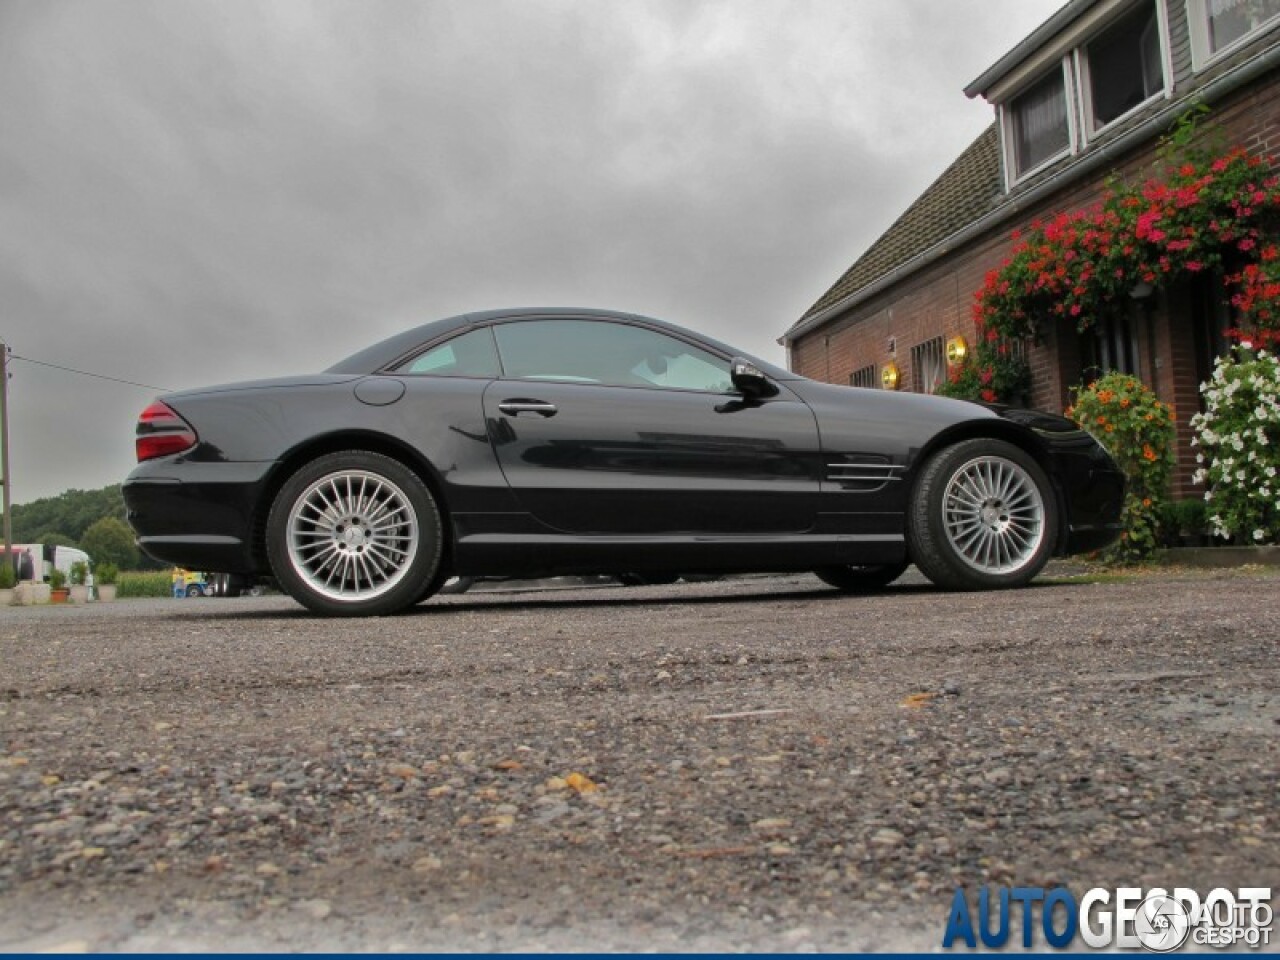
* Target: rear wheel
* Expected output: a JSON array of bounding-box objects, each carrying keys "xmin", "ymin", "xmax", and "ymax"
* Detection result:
[
  {"xmin": 907, "ymin": 438, "xmax": 1056, "ymax": 590},
  {"xmin": 814, "ymin": 561, "xmax": 909, "ymax": 592},
  {"xmin": 185, "ymin": 584, "xmax": 204, "ymax": 598},
  {"xmin": 266, "ymin": 451, "xmax": 442, "ymax": 616}
]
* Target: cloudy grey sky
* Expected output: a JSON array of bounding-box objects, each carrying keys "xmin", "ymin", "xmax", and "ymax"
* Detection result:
[{"xmin": 0, "ymin": 0, "xmax": 1062, "ymax": 504}]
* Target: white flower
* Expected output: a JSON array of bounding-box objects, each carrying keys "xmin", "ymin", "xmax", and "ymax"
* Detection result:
[{"xmin": 1254, "ymin": 528, "xmax": 1265, "ymax": 541}]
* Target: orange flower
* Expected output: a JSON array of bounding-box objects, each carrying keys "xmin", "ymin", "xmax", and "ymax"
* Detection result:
[
  {"xmin": 1120, "ymin": 398, "xmax": 1130, "ymax": 408},
  {"xmin": 1105, "ymin": 424, "xmax": 1115, "ymax": 433},
  {"xmin": 1096, "ymin": 416, "xmax": 1107, "ymax": 426},
  {"xmin": 1098, "ymin": 390, "xmax": 1115, "ymax": 404},
  {"xmin": 1142, "ymin": 497, "xmax": 1152, "ymax": 508},
  {"xmin": 1143, "ymin": 444, "xmax": 1157, "ymax": 461}
]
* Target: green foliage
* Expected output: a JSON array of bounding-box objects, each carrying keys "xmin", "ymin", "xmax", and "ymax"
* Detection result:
[
  {"xmin": 80, "ymin": 516, "xmax": 140, "ymax": 570},
  {"xmin": 936, "ymin": 338, "xmax": 1031, "ymax": 405},
  {"xmin": 1067, "ymin": 373, "xmax": 1176, "ymax": 563},
  {"xmin": 116, "ymin": 570, "xmax": 171, "ymax": 598},
  {"xmin": 69, "ymin": 560, "xmax": 88, "ymax": 586},
  {"xmin": 5, "ymin": 484, "xmax": 127, "ymax": 544},
  {"xmin": 35, "ymin": 531, "xmax": 78, "ymax": 549},
  {"xmin": 49, "ymin": 567, "xmax": 66, "ymax": 590},
  {"xmin": 0, "ymin": 561, "xmax": 14, "ymax": 590},
  {"xmin": 94, "ymin": 561, "xmax": 119, "ymax": 586},
  {"xmin": 1158, "ymin": 498, "xmax": 1209, "ymax": 545},
  {"xmin": 1190, "ymin": 347, "xmax": 1280, "ymax": 543}
]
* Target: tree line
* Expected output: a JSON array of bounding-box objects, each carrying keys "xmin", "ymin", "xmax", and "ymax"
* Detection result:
[{"xmin": 0, "ymin": 484, "xmax": 162, "ymax": 570}]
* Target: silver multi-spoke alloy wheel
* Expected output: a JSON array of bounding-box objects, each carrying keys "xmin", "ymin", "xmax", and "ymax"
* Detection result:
[
  {"xmin": 285, "ymin": 469, "xmax": 420, "ymax": 602},
  {"xmin": 942, "ymin": 455, "xmax": 1045, "ymax": 576},
  {"xmin": 268, "ymin": 451, "xmax": 443, "ymax": 615},
  {"xmin": 907, "ymin": 438, "xmax": 1057, "ymax": 591}
]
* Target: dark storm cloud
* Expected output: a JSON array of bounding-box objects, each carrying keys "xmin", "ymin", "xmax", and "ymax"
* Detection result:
[{"xmin": 0, "ymin": 0, "xmax": 1062, "ymax": 502}]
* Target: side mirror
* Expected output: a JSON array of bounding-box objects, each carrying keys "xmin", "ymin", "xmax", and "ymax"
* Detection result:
[{"xmin": 730, "ymin": 357, "xmax": 778, "ymax": 399}]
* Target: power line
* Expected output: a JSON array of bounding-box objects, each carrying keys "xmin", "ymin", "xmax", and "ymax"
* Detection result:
[{"xmin": 9, "ymin": 353, "xmax": 171, "ymax": 393}]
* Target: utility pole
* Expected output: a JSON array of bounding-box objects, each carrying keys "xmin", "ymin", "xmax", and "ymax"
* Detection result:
[{"xmin": 0, "ymin": 341, "xmax": 11, "ymax": 571}]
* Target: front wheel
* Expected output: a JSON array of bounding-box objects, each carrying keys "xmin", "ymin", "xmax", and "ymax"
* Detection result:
[
  {"xmin": 814, "ymin": 561, "xmax": 909, "ymax": 592},
  {"xmin": 907, "ymin": 438, "xmax": 1057, "ymax": 590},
  {"xmin": 266, "ymin": 451, "xmax": 443, "ymax": 616}
]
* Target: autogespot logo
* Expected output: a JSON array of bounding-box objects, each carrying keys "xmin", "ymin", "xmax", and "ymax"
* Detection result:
[{"xmin": 942, "ymin": 885, "xmax": 1274, "ymax": 951}]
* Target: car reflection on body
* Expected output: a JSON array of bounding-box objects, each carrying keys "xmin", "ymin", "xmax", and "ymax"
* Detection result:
[{"xmin": 124, "ymin": 308, "xmax": 1124, "ymax": 617}]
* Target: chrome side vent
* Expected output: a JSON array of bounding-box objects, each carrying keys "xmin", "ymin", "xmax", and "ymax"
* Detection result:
[{"xmin": 827, "ymin": 455, "xmax": 904, "ymax": 491}]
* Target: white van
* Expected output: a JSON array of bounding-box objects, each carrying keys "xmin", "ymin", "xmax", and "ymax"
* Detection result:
[{"xmin": 8, "ymin": 544, "xmax": 93, "ymax": 586}]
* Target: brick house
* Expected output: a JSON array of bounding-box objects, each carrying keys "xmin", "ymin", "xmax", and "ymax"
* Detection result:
[{"xmin": 781, "ymin": 0, "xmax": 1280, "ymax": 496}]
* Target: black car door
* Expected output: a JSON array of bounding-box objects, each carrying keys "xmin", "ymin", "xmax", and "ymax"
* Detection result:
[{"xmin": 481, "ymin": 317, "xmax": 821, "ymax": 535}]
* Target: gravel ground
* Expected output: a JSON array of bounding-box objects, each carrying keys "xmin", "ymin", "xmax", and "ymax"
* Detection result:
[{"xmin": 1, "ymin": 565, "xmax": 1278, "ymax": 952}]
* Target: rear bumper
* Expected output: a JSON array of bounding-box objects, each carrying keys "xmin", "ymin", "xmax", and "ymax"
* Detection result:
[{"xmin": 123, "ymin": 460, "xmax": 275, "ymax": 574}]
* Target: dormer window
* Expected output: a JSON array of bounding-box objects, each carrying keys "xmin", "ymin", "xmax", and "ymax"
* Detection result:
[
  {"xmin": 1083, "ymin": 2, "xmax": 1166, "ymax": 132},
  {"xmin": 1007, "ymin": 64, "xmax": 1073, "ymax": 180},
  {"xmin": 1189, "ymin": 0, "xmax": 1280, "ymax": 66}
]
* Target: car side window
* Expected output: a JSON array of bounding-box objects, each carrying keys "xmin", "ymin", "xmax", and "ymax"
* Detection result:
[
  {"xmin": 395, "ymin": 327, "xmax": 500, "ymax": 377},
  {"xmin": 492, "ymin": 319, "xmax": 733, "ymax": 392}
]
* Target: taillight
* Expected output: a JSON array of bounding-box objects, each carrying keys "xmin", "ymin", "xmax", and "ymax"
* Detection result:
[{"xmin": 136, "ymin": 400, "xmax": 198, "ymax": 462}]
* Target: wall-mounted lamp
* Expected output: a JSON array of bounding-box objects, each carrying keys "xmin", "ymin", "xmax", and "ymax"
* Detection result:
[
  {"xmin": 945, "ymin": 335, "xmax": 968, "ymax": 367},
  {"xmin": 881, "ymin": 361, "xmax": 901, "ymax": 390}
]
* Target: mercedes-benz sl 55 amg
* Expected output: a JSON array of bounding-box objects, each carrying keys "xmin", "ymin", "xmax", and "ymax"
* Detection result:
[{"xmin": 124, "ymin": 309, "xmax": 1124, "ymax": 616}]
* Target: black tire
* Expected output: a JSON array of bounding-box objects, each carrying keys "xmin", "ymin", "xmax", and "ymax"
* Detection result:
[
  {"xmin": 186, "ymin": 584, "xmax": 204, "ymax": 598},
  {"xmin": 266, "ymin": 451, "xmax": 443, "ymax": 616},
  {"xmin": 814, "ymin": 561, "xmax": 909, "ymax": 592},
  {"xmin": 907, "ymin": 438, "xmax": 1057, "ymax": 590},
  {"xmin": 437, "ymin": 575, "xmax": 476, "ymax": 595}
]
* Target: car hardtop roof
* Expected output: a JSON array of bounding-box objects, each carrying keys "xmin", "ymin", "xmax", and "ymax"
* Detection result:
[{"xmin": 326, "ymin": 307, "xmax": 797, "ymax": 380}]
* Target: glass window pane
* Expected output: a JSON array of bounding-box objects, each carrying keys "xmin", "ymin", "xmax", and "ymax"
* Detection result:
[
  {"xmin": 1087, "ymin": 3, "xmax": 1164, "ymax": 129},
  {"xmin": 493, "ymin": 319, "xmax": 732, "ymax": 392},
  {"xmin": 1208, "ymin": 0, "xmax": 1280, "ymax": 52},
  {"xmin": 1010, "ymin": 69, "xmax": 1070, "ymax": 175},
  {"xmin": 397, "ymin": 327, "xmax": 500, "ymax": 377}
]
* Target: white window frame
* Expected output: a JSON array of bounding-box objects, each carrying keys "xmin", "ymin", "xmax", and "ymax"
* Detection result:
[
  {"xmin": 1000, "ymin": 56, "xmax": 1078, "ymax": 189},
  {"xmin": 1187, "ymin": 0, "xmax": 1280, "ymax": 70},
  {"xmin": 1076, "ymin": 0, "xmax": 1172, "ymax": 143}
]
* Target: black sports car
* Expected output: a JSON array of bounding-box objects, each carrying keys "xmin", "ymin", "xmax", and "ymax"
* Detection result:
[{"xmin": 124, "ymin": 308, "xmax": 1124, "ymax": 616}]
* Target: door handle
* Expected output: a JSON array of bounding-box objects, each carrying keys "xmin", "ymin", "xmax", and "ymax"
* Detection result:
[{"xmin": 497, "ymin": 399, "xmax": 558, "ymax": 418}]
